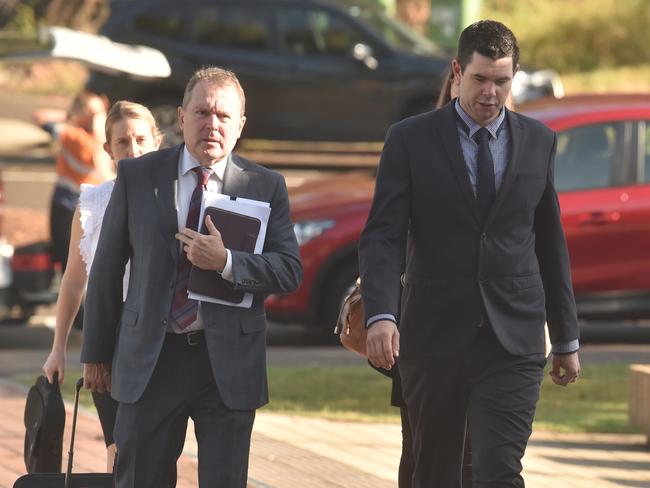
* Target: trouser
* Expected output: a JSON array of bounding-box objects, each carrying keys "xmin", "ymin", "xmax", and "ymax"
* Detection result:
[
  {"xmin": 400, "ymin": 326, "xmax": 546, "ymax": 488},
  {"xmin": 91, "ymin": 391, "xmax": 118, "ymax": 446},
  {"xmin": 50, "ymin": 184, "xmax": 79, "ymax": 272},
  {"xmin": 113, "ymin": 331, "xmax": 255, "ymax": 488},
  {"xmin": 398, "ymin": 405, "xmax": 473, "ymax": 488},
  {"xmin": 50, "ymin": 184, "xmax": 84, "ymax": 329}
]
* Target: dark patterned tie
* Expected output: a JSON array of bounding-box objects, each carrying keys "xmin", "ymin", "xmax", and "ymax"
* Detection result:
[
  {"xmin": 169, "ymin": 166, "xmax": 213, "ymax": 330},
  {"xmin": 475, "ymin": 127, "xmax": 496, "ymax": 224}
]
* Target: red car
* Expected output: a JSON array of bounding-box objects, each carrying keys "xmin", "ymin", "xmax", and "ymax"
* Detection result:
[{"xmin": 266, "ymin": 94, "xmax": 650, "ymax": 329}]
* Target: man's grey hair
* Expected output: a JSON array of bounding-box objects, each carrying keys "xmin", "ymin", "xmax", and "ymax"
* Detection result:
[{"xmin": 182, "ymin": 66, "xmax": 246, "ymax": 114}]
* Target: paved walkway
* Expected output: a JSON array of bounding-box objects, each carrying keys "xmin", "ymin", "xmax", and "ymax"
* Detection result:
[{"xmin": 2, "ymin": 378, "xmax": 650, "ymax": 488}]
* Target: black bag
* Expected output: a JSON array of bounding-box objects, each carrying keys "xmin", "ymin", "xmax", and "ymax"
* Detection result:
[
  {"xmin": 15, "ymin": 378, "xmax": 114, "ymax": 487},
  {"xmin": 24, "ymin": 374, "xmax": 65, "ymax": 473}
]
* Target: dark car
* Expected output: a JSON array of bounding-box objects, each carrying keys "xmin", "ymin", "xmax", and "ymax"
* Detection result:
[
  {"xmin": 266, "ymin": 95, "xmax": 650, "ymax": 328},
  {"xmin": 86, "ymin": 0, "xmax": 448, "ymax": 143}
]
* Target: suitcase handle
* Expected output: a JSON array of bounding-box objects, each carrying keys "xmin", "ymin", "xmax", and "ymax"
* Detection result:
[{"xmin": 64, "ymin": 379, "xmax": 84, "ymax": 488}]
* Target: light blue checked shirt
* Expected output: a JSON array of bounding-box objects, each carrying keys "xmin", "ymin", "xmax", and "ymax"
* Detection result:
[
  {"xmin": 454, "ymin": 99, "xmax": 509, "ymax": 196},
  {"xmin": 367, "ymin": 101, "xmax": 579, "ymax": 355}
]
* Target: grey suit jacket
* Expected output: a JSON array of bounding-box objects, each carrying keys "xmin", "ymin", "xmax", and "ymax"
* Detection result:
[
  {"xmin": 80, "ymin": 145, "xmax": 303, "ymax": 409},
  {"xmin": 359, "ymin": 103, "xmax": 579, "ymax": 358}
]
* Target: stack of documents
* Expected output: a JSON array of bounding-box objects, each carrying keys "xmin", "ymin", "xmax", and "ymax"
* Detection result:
[{"xmin": 188, "ymin": 194, "xmax": 271, "ymax": 309}]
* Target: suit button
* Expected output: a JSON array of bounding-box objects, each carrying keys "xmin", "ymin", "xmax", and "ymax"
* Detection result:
[
  {"xmin": 162, "ymin": 319, "xmax": 168, "ymax": 325},
  {"xmin": 481, "ymin": 233, "xmax": 487, "ymax": 240},
  {"xmin": 478, "ymin": 277, "xmax": 485, "ymax": 283}
]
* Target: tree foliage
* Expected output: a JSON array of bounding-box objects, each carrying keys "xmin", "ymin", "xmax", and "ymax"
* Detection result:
[{"xmin": 483, "ymin": 0, "xmax": 650, "ymax": 73}]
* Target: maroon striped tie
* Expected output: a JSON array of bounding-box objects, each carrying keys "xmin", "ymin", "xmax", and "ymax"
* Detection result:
[{"xmin": 169, "ymin": 166, "xmax": 213, "ymax": 330}]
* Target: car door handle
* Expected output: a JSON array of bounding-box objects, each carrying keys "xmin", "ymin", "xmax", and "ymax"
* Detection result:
[{"xmin": 579, "ymin": 211, "xmax": 621, "ymax": 226}]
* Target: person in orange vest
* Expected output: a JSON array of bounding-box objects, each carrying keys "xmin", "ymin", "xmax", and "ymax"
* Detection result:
[
  {"xmin": 35, "ymin": 91, "xmax": 114, "ymax": 275},
  {"xmin": 34, "ymin": 91, "xmax": 113, "ymax": 330}
]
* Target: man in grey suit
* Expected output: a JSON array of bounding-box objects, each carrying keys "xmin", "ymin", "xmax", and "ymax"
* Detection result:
[
  {"xmin": 81, "ymin": 67, "xmax": 302, "ymax": 487},
  {"xmin": 359, "ymin": 21, "xmax": 580, "ymax": 487}
]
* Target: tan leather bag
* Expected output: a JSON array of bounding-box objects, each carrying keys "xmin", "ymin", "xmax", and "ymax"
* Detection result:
[{"xmin": 334, "ymin": 277, "xmax": 367, "ymax": 357}]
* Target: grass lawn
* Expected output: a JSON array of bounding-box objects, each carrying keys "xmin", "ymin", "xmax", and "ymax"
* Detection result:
[
  {"xmin": 265, "ymin": 363, "xmax": 639, "ymax": 434},
  {"xmin": 21, "ymin": 362, "xmax": 638, "ymax": 434}
]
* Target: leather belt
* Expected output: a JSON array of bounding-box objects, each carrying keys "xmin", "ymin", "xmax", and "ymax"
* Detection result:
[{"xmin": 166, "ymin": 330, "xmax": 205, "ymax": 346}]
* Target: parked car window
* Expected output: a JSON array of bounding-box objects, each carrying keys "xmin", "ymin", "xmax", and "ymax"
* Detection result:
[
  {"xmin": 133, "ymin": 11, "xmax": 188, "ymax": 41},
  {"xmin": 349, "ymin": 6, "xmax": 440, "ymax": 56},
  {"xmin": 191, "ymin": 6, "xmax": 270, "ymax": 51},
  {"xmin": 555, "ymin": 122, "xmax": 621, "ymax": 192},
  {"xmin": 278, "ymin": 8, "xmax": 365, "ymax": 56}
]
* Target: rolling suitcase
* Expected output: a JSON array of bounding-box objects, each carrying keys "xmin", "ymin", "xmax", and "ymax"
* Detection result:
[{"xmin": 14, "ymin": 378, "xmax": 114, "ymax": 487}]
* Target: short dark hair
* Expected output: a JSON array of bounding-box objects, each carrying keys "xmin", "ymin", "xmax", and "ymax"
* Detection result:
[
  {"xmin": 182, "ymin": 66, "xmax": 246, "ymax": 114},
  {"xmin": 456, "ymin": 20, "xmax": 519, "ymax": 72}
]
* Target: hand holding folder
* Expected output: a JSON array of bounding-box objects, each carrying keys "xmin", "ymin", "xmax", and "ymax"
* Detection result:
[
  {"xmin": 188, "ymin": 207, "xmax": 261, "ymax": 304},
  {"xmin": 187, "ymin": 194, "xmax": 271, "ymax": 308}
]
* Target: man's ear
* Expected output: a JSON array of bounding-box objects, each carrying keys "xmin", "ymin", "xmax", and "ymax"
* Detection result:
[
  {"xmin": 451, "ymin": 59, "xmax": 462, "ymax": 80},
  {"xmin": 177, "ymin": 106, "xmax": 184, "ymax": 131},
  {"xmin": 237, "ymin": 115, "xmax": 246, "ymax": 139},
  {"xmin": 513, "ymin": 63, "xmax": 520, "ymax": 77}
]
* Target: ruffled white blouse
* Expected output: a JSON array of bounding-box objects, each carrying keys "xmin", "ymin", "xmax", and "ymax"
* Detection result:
[{"xmin": 78, "ymin": 181, "xmax": 129, "ymax": 299}]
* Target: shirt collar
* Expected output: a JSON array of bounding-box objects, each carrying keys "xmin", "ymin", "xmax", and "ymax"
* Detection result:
[
  {"xmin": 180, "ymin": 145, "xmax": 228, "ymax": 180},
  {"xmin": 454, "ymin": 99, "xmax": 506, "ymax": 140}
]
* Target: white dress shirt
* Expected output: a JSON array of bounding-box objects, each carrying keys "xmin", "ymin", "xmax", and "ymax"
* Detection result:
[{"xmin": 168, "ymin": 146, "xmax": 234, "ymax": 333}]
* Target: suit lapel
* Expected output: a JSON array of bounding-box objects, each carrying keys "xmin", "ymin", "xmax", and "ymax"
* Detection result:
[
  {"xmin": 152, "ymin": 145, "xmax": 181, "ymax": 263},
  {"xmin": 437, "ymin": 103, "xmax": 481, "ymax": 225},
  {"xmin": 153, "ymin": 151, "xmax": 250, "ymax": 262},
  {"xmin": 222, "ymin": 153, "xmax": 251, "ymax": 198},
  {"xmin": 484, "ymin": 109, "xmax": 523, "ymax": 228}
]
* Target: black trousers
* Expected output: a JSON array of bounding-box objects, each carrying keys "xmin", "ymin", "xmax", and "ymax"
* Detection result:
[
  {"xmin": 113, "ymin": 332, "xmax": 255, "ymax": 488},
  {"xmin": 398, "ymin": 405, "xmax": 473, "ymax": 488},
  {"xmin": 399, "ymin": 326, "xmax": 545, "ymax": 488},
  {"xmin": 50, "ymin": 185, "xmax": 83, "ymax": 329},
  {"xmin": 91, "ymin": 391, "xmax": 118, "ymax": 446},
  {"xmin": 50, "ymin": 185, "xmax": 79, "ymax": 272}
]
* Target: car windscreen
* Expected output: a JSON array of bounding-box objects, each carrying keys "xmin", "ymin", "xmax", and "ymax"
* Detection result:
[{"xmin": 347, "ymin": 6, "xmax": 442, "ymax": 56}]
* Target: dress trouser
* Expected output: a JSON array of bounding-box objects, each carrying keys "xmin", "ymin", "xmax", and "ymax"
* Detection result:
[
  {"xmin": 113, "ymin": 331, "xmax": 255, "ymax": 488},
  {"xmin": 399, "ymin": 325, "xmax": 546, "ymax": 488}
]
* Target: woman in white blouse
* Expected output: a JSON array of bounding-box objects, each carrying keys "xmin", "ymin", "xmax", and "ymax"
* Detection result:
[{"xmin": 42, "ymin": 101, "xmax": 162, "ymax": 470}]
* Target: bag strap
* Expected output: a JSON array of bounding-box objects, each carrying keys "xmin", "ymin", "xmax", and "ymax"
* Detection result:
[{"xmin": 64, "ymin": 378, "xmax": 84, "ymax": 488}]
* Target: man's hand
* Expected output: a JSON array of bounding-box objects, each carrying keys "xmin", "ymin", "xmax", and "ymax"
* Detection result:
[
  {"xmin": 549, "ymin": 351, "xmax": 580, "ymax": 386},
  {"xmin": 83, "ymin": 363, "xmax": 112, "ymax": 393},
  {"xmin": 175, "ymin": 215, "xmax": 227, "ymax": 271},
  {"xmin": 366, "ymin": 320, "xmax": 400, "ymax": 370}
]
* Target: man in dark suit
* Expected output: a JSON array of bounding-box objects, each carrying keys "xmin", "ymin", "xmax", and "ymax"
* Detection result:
[
  {"xmin": 359, "ymin": 20, "xmax": 580, "ymax": 487},
  {"xmin": 81, "ymin": 67, "xmax": 302, "ymax": 487}
]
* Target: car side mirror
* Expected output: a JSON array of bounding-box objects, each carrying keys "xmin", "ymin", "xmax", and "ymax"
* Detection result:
[{"xmin": 351, "ymin": 43, "xmax": 378, "ymax": 70}]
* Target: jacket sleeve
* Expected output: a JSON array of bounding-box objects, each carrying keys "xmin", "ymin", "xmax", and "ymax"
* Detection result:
[
  {"xmin": 80, "ymin": 161, "xmax": 130, "ymax": 363},
  {"xmin": 229, "ymin": 174, "xmax": 303, "ymax": 294},
  {"xmin": 359, "ymin": 124, "xmax": 411, "ymax": 324},
  {"xmin": 534, "ymin": 133, "xmax": 580, "ymax": 347}
]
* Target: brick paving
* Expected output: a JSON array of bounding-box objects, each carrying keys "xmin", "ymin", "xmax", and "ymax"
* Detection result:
[{"xmin": 0, "ymin": 379, "xmax": 199, "ymax": 488}]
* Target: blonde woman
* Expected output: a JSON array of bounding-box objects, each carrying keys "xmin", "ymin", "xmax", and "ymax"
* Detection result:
[{"xmin": 43, "ymin": 101, "xmax": 162, "ymax": 471}]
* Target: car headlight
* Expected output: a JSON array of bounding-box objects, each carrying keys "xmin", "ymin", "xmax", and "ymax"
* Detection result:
[{"xmin": 293, "ymin": 220, "xmax": 335, "ymax": 246}]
